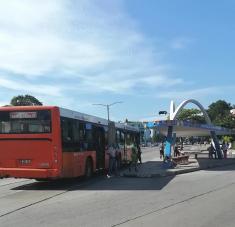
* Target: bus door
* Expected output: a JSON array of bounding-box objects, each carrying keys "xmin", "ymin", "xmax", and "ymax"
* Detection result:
[{"xmin": 93, "ymin": 126, "xmax": 105, "ymax": 169}]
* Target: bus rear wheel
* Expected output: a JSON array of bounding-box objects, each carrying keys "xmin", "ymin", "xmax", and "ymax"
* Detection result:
[{"xmin": 85, "ymin": 158, "xmax": 93, "ymax": 179}]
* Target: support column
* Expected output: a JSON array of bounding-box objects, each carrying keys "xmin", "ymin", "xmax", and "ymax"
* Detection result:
[
  {"xmin": 172, "ymin": 133, "xmax": 176, "ymax": 146},
  {"xmin": 210, "ymin": 131, "xmax": 223, "ymax": 159},
  {"xmin": 165, "ymin": 126, "xmax": 173, "ymax": 157}
]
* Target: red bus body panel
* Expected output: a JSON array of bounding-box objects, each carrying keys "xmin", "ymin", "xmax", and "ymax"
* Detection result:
[
  {"xmin": 0, "ymin": 106, "xmax": 62, "ymax": 179},
  {"xmin": 61, "ymin": 151, "xmax": 96, "ymax": 178}
]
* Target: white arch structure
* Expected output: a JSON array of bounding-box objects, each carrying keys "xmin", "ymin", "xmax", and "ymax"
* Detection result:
[
  {"xmin": 168, "ymin": 99, "xmax": 222, "ymax": 159},
  {"xmin": 170, "ymin": 99, "xmax": 212, "ymax": 124}
]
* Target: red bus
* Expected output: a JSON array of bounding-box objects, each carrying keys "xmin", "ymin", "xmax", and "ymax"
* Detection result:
[{"xmin": 0, "ymin": 106, "xmax": 139, "ymax": 180}]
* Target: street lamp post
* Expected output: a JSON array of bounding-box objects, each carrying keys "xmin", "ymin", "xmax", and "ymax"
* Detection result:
[
  {"xmin": 93, "ymin": 101, "xmax": 123, "ymax": 122},
  {"xmin": 93, "ymin": 101, "xmax": 123, "ymax": 146}
]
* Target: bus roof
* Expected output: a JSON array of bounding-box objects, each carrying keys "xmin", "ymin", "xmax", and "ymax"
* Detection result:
[
  {"xmin": 0, "ymin": 106, "xmax": 139, "ymax": 132},
  {"xmin": 59, "ymin": 107, "xmax": 108, "ymax": 126},
  {"xmin": 59, "ymin": 107, "xmax": 139, "ymax": 132}
]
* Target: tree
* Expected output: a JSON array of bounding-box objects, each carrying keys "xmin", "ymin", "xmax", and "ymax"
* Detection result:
[
  {"xmin": 222, "ymin": 135, "xmax": 233, "ymax": 143},
  {"xmin": 152, "ymin": 131, "xmax": 164, "ymax": 143},
  {"xmin": 10, "ymin": 95, "xmax": 43, "ymax": 106},
  {"xmin": 207, "ymin": 100, "xmax": 235, "ymax": 129},
  {"xmin": 207, "ymin": 100, "xmax": 231, "ymax": 122},
  {"xmin": 176, "ymin": 108, "xmax": 206, "ymax": 124}
]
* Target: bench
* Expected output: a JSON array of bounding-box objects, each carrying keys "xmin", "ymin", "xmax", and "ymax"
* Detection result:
[{"xmin": 172, "ymin": 155, "xmax": 190, "ymax": 165}]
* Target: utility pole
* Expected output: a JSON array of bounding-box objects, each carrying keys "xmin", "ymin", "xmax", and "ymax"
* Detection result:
[
  {"xmin": 93, "ymin": 101, "xmax": 123, "ymax": 146},
  {"xmin": 93, "ymin": 101, "xmax": 123, "ymax": 122}
]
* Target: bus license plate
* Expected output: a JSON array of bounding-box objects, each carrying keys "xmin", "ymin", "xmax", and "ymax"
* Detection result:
[{"xmin": 19, "ymin": 159, "xmax": 31, "ymax": 165}]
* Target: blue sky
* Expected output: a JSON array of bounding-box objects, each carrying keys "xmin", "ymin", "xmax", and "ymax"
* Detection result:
[{"xmin": 0, "ymin": 0, "xmax": 235, "ymax": 121}]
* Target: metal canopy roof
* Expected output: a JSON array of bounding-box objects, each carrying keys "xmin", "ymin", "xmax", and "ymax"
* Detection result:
[{"xmin": 145, "ymin": 120, "xmax": 235, "ymax": 137}]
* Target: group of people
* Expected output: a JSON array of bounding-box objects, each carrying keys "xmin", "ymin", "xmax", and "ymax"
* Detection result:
[
  {"xmin": 208, "ymin": 141, "xmax": 229, "ymax": 159},
  {"xmin": 107, "ymin": 143, "xmax": 142, "ymax": 178},
  {"xmin": 106, "ymin": 144, "xmax": 121, "ymax": 178}
]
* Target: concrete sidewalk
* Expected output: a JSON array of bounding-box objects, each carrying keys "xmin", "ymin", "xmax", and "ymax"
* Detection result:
[{"xmin": 121, "ymin": 150, "xmax": 235, "ymax": 178}]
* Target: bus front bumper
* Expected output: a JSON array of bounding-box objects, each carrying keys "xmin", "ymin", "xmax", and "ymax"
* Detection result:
[{"xmin": 0, "ymin": 168, "xmax": 60, "ymax": 179}]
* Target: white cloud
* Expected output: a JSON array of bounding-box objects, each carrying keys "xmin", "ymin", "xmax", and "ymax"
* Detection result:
[
  {"xmin": 0, "ymin": 1, "xmax": 109, "ymax": 77},
  {"xmin": 0, "ymin": 0, "xmax": 183, "ymax": 97},
  {"xmin": 0, "ymin": 76, "xmax": 62, "ymax": 96}
]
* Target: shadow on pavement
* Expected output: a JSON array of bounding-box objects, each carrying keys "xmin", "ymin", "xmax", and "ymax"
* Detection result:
[
  {"xmin": 11, "ymin": 157, "xmax": 235, "ymax": 191},
  {"xmin": 77, "ymin": 175, "xmax": 175, "ymax": 191},
  {"xmin": 11, "ymin": 172, "xmax": 175, "ymax": 191}
]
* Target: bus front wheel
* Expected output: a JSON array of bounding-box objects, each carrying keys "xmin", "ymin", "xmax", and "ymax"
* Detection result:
[{"xmin": 85, "ymin": 158, "xmax": 93, "ymax": 179}]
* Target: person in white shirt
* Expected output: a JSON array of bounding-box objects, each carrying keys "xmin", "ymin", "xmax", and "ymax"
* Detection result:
[{"xmin": 107, "ymin": 144, "xmax": 116, "ymax": 178}]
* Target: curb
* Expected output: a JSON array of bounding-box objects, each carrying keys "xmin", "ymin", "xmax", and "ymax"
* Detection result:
[{"xmin": 121, "ymin": 160, "xmax": 235, "ymax": 178}]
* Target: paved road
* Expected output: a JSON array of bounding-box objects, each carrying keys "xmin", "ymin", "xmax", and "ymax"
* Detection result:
[{"xmin": 1, "ymin": 147, "xmax": 235, "ymax": 227}]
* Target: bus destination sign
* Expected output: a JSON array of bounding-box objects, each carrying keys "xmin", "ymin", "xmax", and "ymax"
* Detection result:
[{"xmin": 10, "ymin": 112, "xmax": 37, "ymax": 119}]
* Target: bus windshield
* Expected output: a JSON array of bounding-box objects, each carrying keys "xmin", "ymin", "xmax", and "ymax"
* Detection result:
[{"xmin": 0, "ymin": 110, "xmax": 51, "ymax": 134}]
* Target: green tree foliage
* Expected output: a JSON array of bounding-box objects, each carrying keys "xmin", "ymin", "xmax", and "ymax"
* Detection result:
[
  {"xmin": 152, "ymin": 132, "xmax": 165, "ymax": 143},
  {"xmin": 176, "ymin": 108, "xmax": 206, "ymax": 124},
  {"xmin": 10, "ymin": 95, "xmax": 43, "ymax": 106},
  {"xmin": 222, "ymin": 135, "xmax": 233, "ymax": 143},
  {"xmin": 207, "ymin": 100, "xmax": 235, "ymax": 128}
]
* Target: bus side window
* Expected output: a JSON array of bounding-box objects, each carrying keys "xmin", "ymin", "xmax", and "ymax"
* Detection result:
[
  {"xmin": 130, "ymin": 134, "xmax": 135, "ymax": 147},
  {"xmin": 116, "ymin": 130, "xmax": 120, "ymax": 145},
  {"xmin": 73, "ymin": 120, "xmax": 79, "ymax": 143},
  {"xmin": 120, "ymin": 131, "xmax": 125, "ymax": 146},
  {"xmin": 125, "ymin": 132, "xmax": 131, "ymax": 148},
  {"xmin": 66, "ymin": 119, "xmax": 73, "ymax": 142},
  {"xmin": 85, "ymin": 123, "xmax": 93, "ymax": 150},
  {"xmin": 79, "ymin": 122, "xmax": 85, "ymax": 151},
  {"xmin": 61, "ymin": 117, "xmax": 74, "ymax": 151},
  {"xmin": 61, "ymin": 118, "xmax": 68, "ymax": 143},
  {"xmin": 135, "ymin": 133, "xmax": 140, "ymax": 145},
  {"xmin": 104, "ymin": 126, "xmax": 108, "ymax": 148}
]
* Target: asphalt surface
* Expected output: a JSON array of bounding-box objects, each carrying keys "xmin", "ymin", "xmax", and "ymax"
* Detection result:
[{"xmin": 0, "ymin": 146, "xmax": 235, "ymax": 227}]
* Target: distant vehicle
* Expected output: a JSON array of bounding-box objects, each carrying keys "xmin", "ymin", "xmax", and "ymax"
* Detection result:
[{"xmin": 0, "ymin": 106, "xmax": 140, "ymax": 180}]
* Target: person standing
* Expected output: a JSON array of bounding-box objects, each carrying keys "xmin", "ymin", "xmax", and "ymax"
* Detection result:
[
  {"xmin": 208, "ymin": 144, "xmax": 215, "ymax": 159},
  {"xmin": 107, "ymin": 144, "xmax": 116, "ymax": 178},
  {"xmin": 129, "ymin": 144, "xmax": 138, "ymax": 172},
  {"xmin": 174, "ymin": 145, "xmax": 180, "ymax": 157},
  {"xmin": 137, "ymin": 144, "xmax": 142, "ymax": 164},
  {"xmin": 160, "ymin": 142, "xmax": 164, "ymax": 159},
  {"xmin": 222, "ymin": 141, "xmax": 228, "ymax": 159},
  {"xmin": 115, "ymin": 144, "xmax": 121, "ymax": 175}
]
